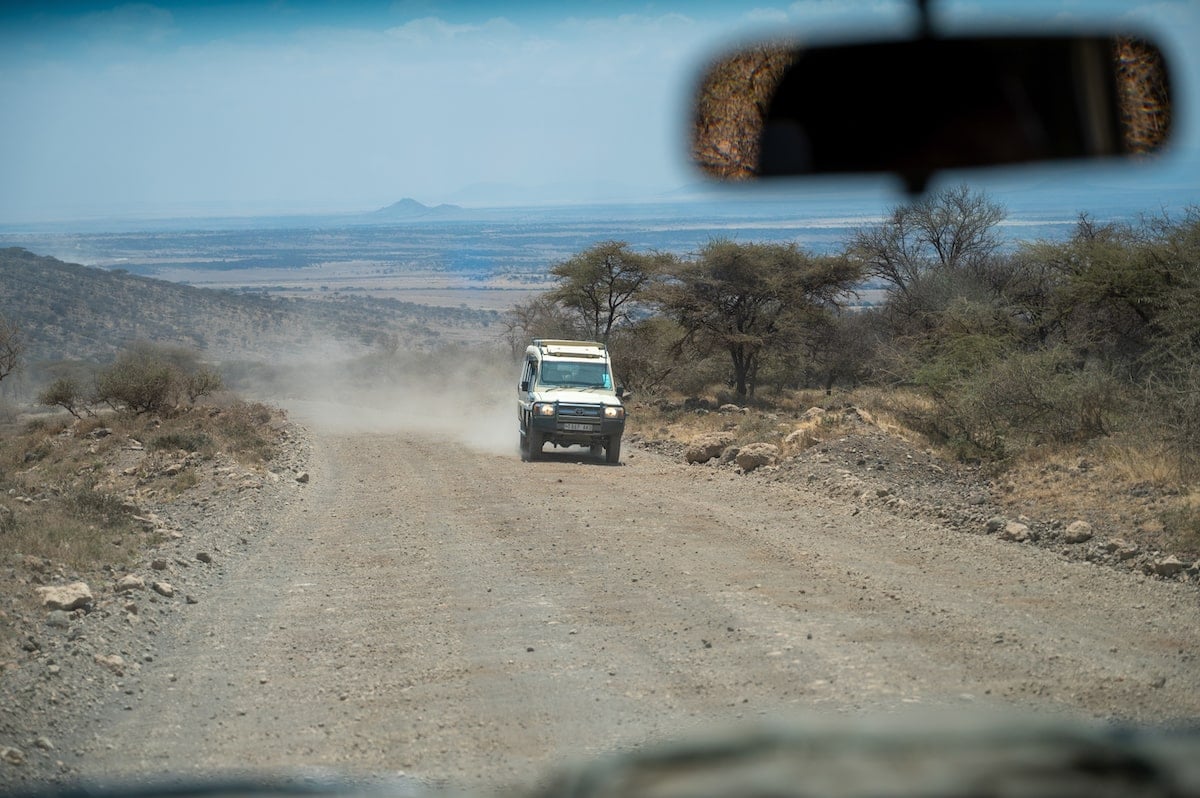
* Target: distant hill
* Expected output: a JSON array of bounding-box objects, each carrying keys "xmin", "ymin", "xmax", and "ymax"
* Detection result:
[
  {"xmin": 0, "ymin": 248, "xmax": 500, "ymax": 378},
  {"xmin": 370, "ymin": 198, "xmax": 465, "ymax": 220}
]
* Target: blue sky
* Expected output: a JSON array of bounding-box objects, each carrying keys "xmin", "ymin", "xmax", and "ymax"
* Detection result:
[{"xmin": 1, "ymin": 1, "xmax": 1198, "ymax": 222}]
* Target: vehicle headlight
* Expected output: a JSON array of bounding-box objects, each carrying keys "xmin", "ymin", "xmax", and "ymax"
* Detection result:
[
  {"xmin": 604, "ymin": 406, "xmax": 625, "ymax": 419},
  {"xmin": 535, "ymin": 403, "xmax": 556, "ymax": 416}
]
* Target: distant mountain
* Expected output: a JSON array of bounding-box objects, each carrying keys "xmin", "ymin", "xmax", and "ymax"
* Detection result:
[{"xmin": 370, "ymin": 198, "xmax": 465, "ymax": 220}]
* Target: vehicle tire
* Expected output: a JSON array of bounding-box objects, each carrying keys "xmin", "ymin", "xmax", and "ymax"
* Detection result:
[
  {"xmin": 528, "ymin": 430, "xmax": 544, "ymax": 461},
  {"xmin": 589, "ymin": 442, "xmax": 604, "ymax": 457},
  {"xmin": 519, "ymin": 428, "xmax": 530, "ymax": 461},
  {"xmin": 605, "ymin": 435, "xmax": 621, "ymax": 464}
]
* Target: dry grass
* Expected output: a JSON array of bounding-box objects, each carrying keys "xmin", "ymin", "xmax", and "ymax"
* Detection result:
[
  {"xmin": 2, "ymin": 486, "xmax": 145, "ymax": 572},
  {"xmin": 630, "ymin": 385, "xmax": 1199, "ymax": 559},
  {"xmin": 0, "ymin": 399, "xmax": 283, "ymax": 572},
  {"xmin": 629, "ymin": 386, "xmax": 923, "ymax": 454},
  {"xmin": 1098, "ymin": 440, "xmax": 1180, "ymax": 488},
  {"xmin": 993, "ymin": 432, "xmax": 1199, "ymax": 559}
]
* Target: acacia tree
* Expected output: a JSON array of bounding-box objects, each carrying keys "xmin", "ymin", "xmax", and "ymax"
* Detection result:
[
  {"xmin": 848, "ymin": 184, "xmax": 1006, "ymax": 299},
  {"xmin": 547, "ymin": 241, "xmax": 667, "ymax": 342},
  {"xmin": 656, "ymin": 240, "xmax": 862, "ymax": 397}
]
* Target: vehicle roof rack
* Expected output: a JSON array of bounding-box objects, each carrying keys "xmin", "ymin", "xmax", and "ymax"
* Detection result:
[{"xmin": 532, "ymin": 339, "xmax": 608, "ymax": 358}]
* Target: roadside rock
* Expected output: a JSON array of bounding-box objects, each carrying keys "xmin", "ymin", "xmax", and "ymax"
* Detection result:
[
  {"xmin": 93, "ymin": 654, "xmax": 125, "ymax": 675},
  {"xmin": 685, "ymin": 433, "xmax": 734, "ymax": 465},
  {"xmin": 114, "ymin": 575, "xmax": 145, "ymax": 593},
  {"xmin": 33, "ymin": 582, "xmax": 92, "ymax": 612},
  {"xmin": 1152, "ymin": 555, "xmax": 1185, "ymax": 577},
  {"xmin": 1110, "ymin": 541, "xmax": 1141, "ymax": 561},
  {"xmin": 735, "ymin": 443, "xmax": 779, "ymax": 473},
  {"xmin": 1063, "ymin": 520, "xmax": 1094, "ymax": 544},
  {"xmin": 44, "ymin": 610, "xmax": 72, "ymax": 630},
  {"xmin": 1000, "ymin": 521, "xmax": 1031, "ymax": 542},
  {"xmin": 151, "ymin": 581, "xmax": 176, "ymax": 598}
]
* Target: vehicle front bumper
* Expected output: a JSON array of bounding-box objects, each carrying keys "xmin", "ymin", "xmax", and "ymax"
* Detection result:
[{"xmin": 529, "ymin": 413, "xmax": 625, "ymax": 445}]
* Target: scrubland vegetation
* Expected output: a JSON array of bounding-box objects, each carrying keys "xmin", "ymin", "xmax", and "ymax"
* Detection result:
[
  {"xmin": 1, "ymin": 185, "xmax": 1196, "ymax": 562},
  {"xmin": 0, "ymin": 341, "xmax": 283, "ymax": 577},
  {"xmin": 509, "ymin": 186, "xmax": 1200, "ymax": 552}
]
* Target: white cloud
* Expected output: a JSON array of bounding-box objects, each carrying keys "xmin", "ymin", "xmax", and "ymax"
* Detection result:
[{"xmin": 385, "ymin": 16, "xmax": 509, "ymax": 45}]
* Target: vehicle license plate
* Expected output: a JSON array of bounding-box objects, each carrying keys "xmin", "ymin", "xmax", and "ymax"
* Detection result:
[{"xmin": 562, "ymin": 422, "xmax": 594, "ymax": 432}]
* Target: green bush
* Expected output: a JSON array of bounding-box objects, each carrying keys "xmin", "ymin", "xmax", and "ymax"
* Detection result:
[
  {"xmin": 92, "ymin": 342, "xmax": 223, "ymax": 415},
  {"xmin": 95, "ymin": 355, "xmax": 175, "ymax": 414},
  {"xmin": 37, "ymin": 377, "xmax": 90, "ymax": 418},
  {"xmin": 917, "ymin": 346, "xmax": 1122, "ymax": 457}
]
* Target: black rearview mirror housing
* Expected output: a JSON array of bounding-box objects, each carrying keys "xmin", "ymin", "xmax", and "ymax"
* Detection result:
[{"xmin": 693, "ymin": 33, "xmax": 1172, "ymax": 194}]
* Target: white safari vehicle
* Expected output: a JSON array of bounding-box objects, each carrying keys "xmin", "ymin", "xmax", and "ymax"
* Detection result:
[{"xmin": 518, "ymin": 339, "xmax": 627, "ymax": 463}]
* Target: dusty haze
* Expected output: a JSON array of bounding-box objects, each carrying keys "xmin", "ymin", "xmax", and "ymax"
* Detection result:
[{"xmin": 227, "ymin": 341, "xmax": 520, "ymax": 456}]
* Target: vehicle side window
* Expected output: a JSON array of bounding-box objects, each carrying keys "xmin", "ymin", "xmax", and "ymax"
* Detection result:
[{"xmin": 524, "ymin": 360, "xmax": 536, "ymax": 386}]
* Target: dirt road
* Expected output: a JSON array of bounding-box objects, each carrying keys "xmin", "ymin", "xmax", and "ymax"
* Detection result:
[{"xmin": 70, "ymin": 426, "xmax": 1200, "ymax": 792}]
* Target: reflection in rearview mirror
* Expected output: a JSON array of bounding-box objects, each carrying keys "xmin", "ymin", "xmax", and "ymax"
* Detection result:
[{"xmin": 692, "ymin": 35, "xmax": 1171, "ymax": 194}]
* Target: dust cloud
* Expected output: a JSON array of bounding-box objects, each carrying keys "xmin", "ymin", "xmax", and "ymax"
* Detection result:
[{"xmin": 224, "ymin": 340, "xmax": 519, "ymax": 456}]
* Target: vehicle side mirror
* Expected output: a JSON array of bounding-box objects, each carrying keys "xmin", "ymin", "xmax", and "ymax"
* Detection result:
[
  {"xmin": 616, "ymin": 386, "xmax": 628, "ymax": 399},
  {"xmin": 520, "ymin": 381, "xmax": 530, "ymax": 392},
  {"xmin": 692, "ymin": 34, "xmax": 1172, "ymax": 194}
]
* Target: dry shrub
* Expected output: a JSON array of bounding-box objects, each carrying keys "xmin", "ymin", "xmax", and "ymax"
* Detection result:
[
  {"xmin": 2, "ymin": 483, "xmax": 141, "ymax": 570},
  {"xmin": 210, "ymin": 401, "xmax": 280, "ymax": 464},
  {"xmin": 150, "ymin": 430, "xmax": 214, "ymax": 455}
]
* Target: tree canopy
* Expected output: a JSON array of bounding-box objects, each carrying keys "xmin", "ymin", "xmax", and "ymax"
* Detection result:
[
  {"xmin": 547, "ymin": 241, "xmax": 668, "ymax": 342},
  {"xmin": 656, "ymin": 240, "xmax": 861, "ymax": 397}
]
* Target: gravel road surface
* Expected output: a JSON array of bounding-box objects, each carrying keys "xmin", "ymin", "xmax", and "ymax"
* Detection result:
[{"xmin": 61, "ymin": 424, "xmax": 1200, "ymax": 793}]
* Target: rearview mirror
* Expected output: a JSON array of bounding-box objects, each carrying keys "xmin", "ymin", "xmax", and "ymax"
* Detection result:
[{"xmin": 692, "ymin": 34, "xmax": 1172, "ymax": 194}]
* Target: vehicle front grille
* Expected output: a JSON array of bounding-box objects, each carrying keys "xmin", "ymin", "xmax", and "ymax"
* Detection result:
[{"xmin": 555, "ymin": 403, "xmax": 602, "ymax": 427}]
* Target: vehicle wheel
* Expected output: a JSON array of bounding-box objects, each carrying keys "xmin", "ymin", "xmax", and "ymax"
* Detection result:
[
  {"xmin": 528, "ymin": 430, "xmax": 544, "ymax": 461},
  {"xmin": 589, "ymin": 442, "xmax": 604, "ymax": 457},
  {"xmin": 519, "ymin": 429, "xmax": 530, "ymax": 461},
  {"xmin": 605, "ymin": 435, "xmax": 621, "ymax": 464}
]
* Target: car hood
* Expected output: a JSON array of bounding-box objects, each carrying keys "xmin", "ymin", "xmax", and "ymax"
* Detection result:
[{"xmin": 531, "ymin": 388, "xmax": 622, "ymax": 406}]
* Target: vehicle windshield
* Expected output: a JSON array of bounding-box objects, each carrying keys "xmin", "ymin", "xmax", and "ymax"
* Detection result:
[
  {"xmin": 1, "ymin": 1, "xmax": 1199, "ymax": 797},
  {"xmin": 538, "ymin": 362, "xmax": 611, "ymax": 389}
]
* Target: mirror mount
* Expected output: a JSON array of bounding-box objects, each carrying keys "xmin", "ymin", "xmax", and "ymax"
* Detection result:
[{"xmin": 915, "ymin": 0, "xmax": 933, "ymax": 39}]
